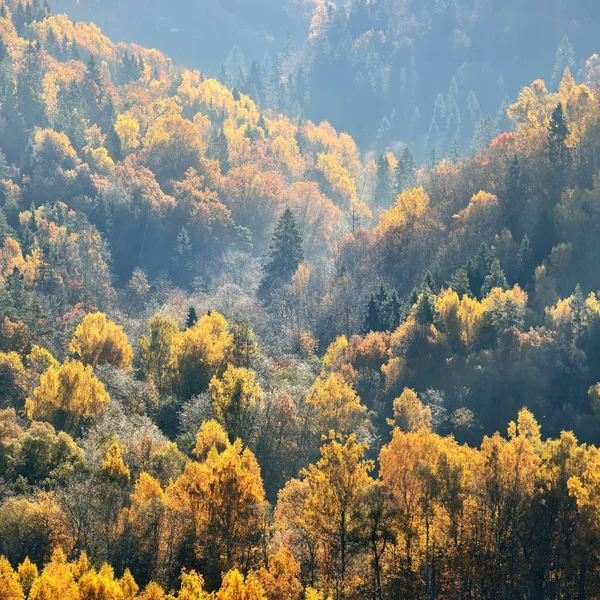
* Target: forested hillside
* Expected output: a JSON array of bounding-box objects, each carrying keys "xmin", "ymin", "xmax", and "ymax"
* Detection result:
[
  {"xmin": 4, "ymin": 0, "xmax": 600, "ymax": 597},
  {"xmin": 49, "ymin": 0, "xmax": 600, "ymax": 158}
]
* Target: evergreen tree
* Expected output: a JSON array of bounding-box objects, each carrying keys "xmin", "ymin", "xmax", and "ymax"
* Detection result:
[
  {"xmin": 449, "ymin": 138, "xmax": 461, "ymax": 164},
  {"xmin": 185, "ymin": 306, "xmax": 198, "ymax": 329},
  {"xmin": 387, "ymin": 291, "xmax": 402, "ymax": 330},
  {"xmin": 395, "ymin": 147, "xmax": 416, "ymax": 195},
  {"xmin": 415, "ymin": 288, "xmax": 435, "ymax": 325},
  {"xmin": 503, "ymin": 155, "xmax": 524, "ymax": 236},
  {"xmin": 0, "ymin": 90, "xmax": 28, "ymax": 164},
  {"xmin": 16, "ymin": 42, "xmax": 46, "ymax": 129},
  {"xmin": 551, "ymin": 36, "xmax": 575, "ymax": 88},
  {"xmin": 363, "ymin": 295, "xmax": 382, "ymax": 333},
  {"xmin": 429, "ymin": 146, "xmax": 438, "ymax": 169},
  {"xmin": 258, "ymin": 209, "xmax": 304, "ymax": 303},
  {"xmin": 517, "ymin": 234, "xmax": 534, "ymax": 287},
  {"xmin": 0, "ymin": 149, "xmax": 9, "ymax": 179},
  {"xmin": 408, "ymin": 287, "xmax": 419, "ymax": 308},
  {"xmin": 211, "ymin": 127, "xmax": 230, "ymax": 175},
  {"xmin": 548, "ymin": 103, "xmax": 570, "ymax": 203},
  {"xmin": 86, "ymin": 55, "xmax": 102, "ymax": 87},
  {"xmin": 421, "ymin": 270, "xmax": 437, "ymax": 294},
  {"xmin": 14, "ymin": 2, "xmax": 26, "ymax": 34},
  {"xmin": 472, "ymin": 116, "xmax": 496, "ymax": 151},
  {"xmin": 481, "ymin": 258, "xmax": 508, "ymax": 297},
  {"xmin": 245, "ymin": 59, "xmax": 263, "ymax": 105},
  {"xmin": 467, "ymin": 244, "xmax": 492, "ymax": 299},
  {"xmin": 0, "ymin": 208, "xmax": 14, "ymax": 243},
  {"xmin": 174, "ymin": 227, "xmax": 193, "ymax": 284},
  {"xmin": 375, "ymin": 284, "xmax": 388, "ymax": 310},
  {"xmin": 447, "ymin": 267, "xmax": 471, "ymax": 297},
  {"xmin": 374, "ymin": 154, "xmax": 392, "ymax": 207}
]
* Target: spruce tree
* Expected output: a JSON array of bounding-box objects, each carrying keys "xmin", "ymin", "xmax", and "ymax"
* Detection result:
[
  {"xmin": 387, "ymin": 291, "xmax": 402, "ymax": 330},
  {"xmin": 211, "ymin": 127, "xmax": 230, "ymax": 175},
  {"xmin": 548, "ymin": 103, "xmax": 570, "ymax": 203},
  {"xmin": 0, "ymin": 207, "xmax": 14, "ymax": 243},
  {"xmin": 447, "ymin": 267, "xmax": 471, "ymax": 297},
  {"xmin": 449, "ymin": 138, "xmax": 461, "ymax": 164},
  {"xmin": 16, "ymin": 42, "xmax": 46, "ymax": 129},
  {"xmin": 517, "ymin": 234, "xmax": 534, "ymax": 287},
  {"xmin": 429, "ymin": 146, "xmax": 438, "ymax": 169},
  {"xmin": 467, "ymin": 244, "xmax": 492, "ymax": 299},
  {"xmin": 374, "ymin": 154, "xmax": 392, "ymax": 207},
  {"xmin": 503, "ymin": 155, "xmax": 524, "ymax": 236},
  {"xmin": 185, "ymin": 306, "xmax": 198, "ymax": 329},
  {"xmin": 363, "ymin": 295, "xmax": 381, "ymax": 333},
  {"xmin": 551, "ymin": 36, "xmax": 575, "ymax": 88},
  {"xmin": 174, "ymin": 227, "xmax": 193, "ymax": 283},
  {"xmin": 258, "ymin": 209, "xmax": 303, "ymax": 303},
  {"xmin": 415, "ymin": 289, "xmax": 435, "ymax": 325},
  {"xmin": 395, "ymin": 147, "xmax": 416, "ymax": 195},
  {"xmin": 481, "ymin": 259, "xmax": 508, "ymax": 297},
  {"xmin": 0, "ymin": 149, "xmax": 9, "ymax": 179},
  {"xmin": 421, "ymin": 271, "xmax": 437, "ymax": 294}
]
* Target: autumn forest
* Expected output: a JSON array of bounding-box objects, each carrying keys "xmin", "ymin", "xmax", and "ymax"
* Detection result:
[{"xmin": 2, "ymin": 0, "xmax": 600, "ymax": 599}]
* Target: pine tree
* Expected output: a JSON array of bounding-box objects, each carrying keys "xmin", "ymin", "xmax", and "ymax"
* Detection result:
[
  {"xmin": 447, "ymin": 267, "xmax": 471, "ymax": 297},
  {"xmin": 421, "ymin": 271, "xmax": 437, "ymax": 294},
  {"xmin": 374, "ymin": 154, "xmax": 392, "ymax": 207},
  {"xmin": 387, "ymin": 291, "xmax": 402, "ymax": 330},
  {"xmin": 211, "ymin": 127, "xmax": 230, "ymax": 175},
  {"xmin": 552, "ymin": 36, "xmax": 575, "ymax": 88},
  {"xmin": 503, "ymin": 155, "xmax": 524, "ymax": 236},
  {"xmin": 481, "ymin": 258, "xmax": 508, "ymax": 297},
  {"xmin": 429, "ymin": 146, "xmax": 438, "ymax": 169},
  {"xmin": 548, "ymin": 103, "xmax": 570, "ymax": 203},
  {"xmin": 0, "ymin": 207, "xmax": 14, "ymax": 243},
  {"xmin": 258, "ymin": 209, "xmax": 304, "ymax": 303},
  {"xmin": 517, "ymin": 234, "xmax": 534, "ymax": 287},
  {"xmin": 395, "ymin": 147, "xmax": 416, "ymax": 195},
  {"xmin": 185, "ymin": 306, "xmax": 198, "ymax": 329},
  {"xmin": 361, "ymin": 285, "xmax": 399, "ymax": 332},
  {"xmin": 175, "ymin": 227, "xmax": 193, "ymax": 284},
  {"xmin": 0, "ymin": 90, "xmax": 28, "ymax": 163},
  {"xmin": 17, "ymin": 42, "xmax": 46, "ymax": 129},
  {"xmin": 472, "ymin": 116, "xmax": 496, "ymax": 151},
  {"xmin": 0, "ymin": 149, "xmax": 9, "ymax": 179},
  {"xmin": 449, "ymin": 138, "xmax": 461, "ymax": 164},
  {"xmin": 467, "ymin": 244, "xmax": 492, "ymax": 299},
  {"xmin": 87, "ymin": 55, "xmax": 102, "ymax": 87},
  {"xmin": 375, "ymin": 285, "xmax": 388, "ymax": 310},
  {"xmin": 363, "ymin": 295, "xmax": 381, "ymax": 333},
  {"xmin": 415, "ymin": 289, "xmax": 435, "ymax": 325}
]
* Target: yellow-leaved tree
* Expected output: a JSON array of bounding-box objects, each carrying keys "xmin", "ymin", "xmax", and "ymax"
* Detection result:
[
  {"xmin": 253, "ymin": 549, "xmax": 302, "ymax": 600},
  {"xmin": 28, "ymin": 548, "xmax": 79, "ymax": 600},
  {"xmin": 0, "ymin": 555, "xmax": 24, "ymax": 600},
  {"xmin": 293, "ymin": 433, "xmax": 373, "ymax": 599},
  {"xmin": 168, "ymin": 311, "xmax": 233, "ymax": 399},
  {"xmin": 26, "ymin": 360, "xmax": 110, "ymax": 433},
  {"xmin": 139, "ymin": 314, "xmax": 179, "ymax": 394},
  {"xmin": 216, "ymin": 569, "xmax": 267, "ymax": 600},
  {"xmin": 70, "ymin": 312, "xmax": 133, "ymax": 369},
  {"xmin": 210, "ymin": 365, "xmax": 264, "ymax": 443},
  {"xmin": 167, "ymin": 431, "xmax": 266, "ymax": 572},
  {"xmin": 387, "ymin": 388, "xmax": 432, "ymax": 433},
  {"xmin": 306, "ymin": 373, "xmax": 369, "ymax": 437}
]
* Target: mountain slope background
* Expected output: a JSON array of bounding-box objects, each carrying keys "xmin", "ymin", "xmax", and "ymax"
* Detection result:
[{"xmin": 51, "ymin": 0, "xmax": 600, "ymax": 158}]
